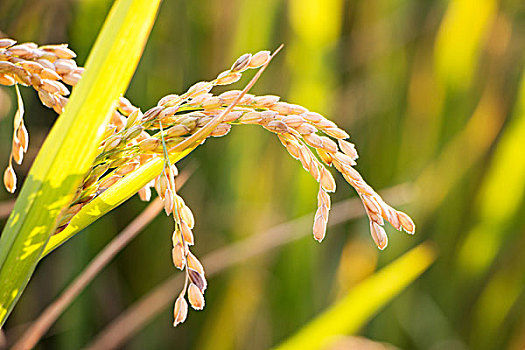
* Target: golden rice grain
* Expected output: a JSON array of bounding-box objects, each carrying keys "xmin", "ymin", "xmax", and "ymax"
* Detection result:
[
  {"xmin": 215, "ymin": 71, "xmax": 242, "ymax": 85},
  {"xmin": 397, "ymin": 210, "xmax": 415, "ymax": 234},
  {"xmin": 17, "ymin": 123, "xmax": 29, "ymax": 152},
  {"xmin": 173, "ymin": 296, "xmax": 188, "ymax": 327},
  {"xmin": 319, "ymin": 167, "xmax": 336, "ymax": 192},
  {"xmin": 253, "ymin": 95, "xmax": 280, "ymax": 107},
  {"xmin": 180, "ymin": 221, "xmax": 194, "ymax": 245},
  {"xmin": 186, "ymin": 251, "xmax": 204, "ymax": 275},
  {"xmin": 171, "ymin": 243, "xmax": 185, "ymax": 270},
  {"xmin": 312, "ymin": 213, "xmax": 327, "ymax": 242},
  {"xmin": 248, "ymin": 50, "xmax": 271, "ymax": 68},
  {"xmin": 188, "ymin": 268, "xmax": 207, "ymax": 292},
  {"xmin": 210, "ymin": 123, "xmax": 231, "ymax": 137},
  {"xmin": 3, "ymin": 165, "xmax": 16, "ymax": 193},
  {"xmin": 0, "ymin": 38, "xmax": 16, "ymax": 49},
  {"xmin": 338, "ymin": 139, "xmax": 358, "ymax": 160},
  {"xmin": 180, "ymin": 205, "xmax": 195, "ymax": 229},
  {"xmin": 369, "ymin": 221, "xmax": 388, "ymax": 250},
  {"xmin": 188, "ymin": 283, "xmax": 205, "ymax": 310},
  {"xmin": 0, "ymin": 74, "xmax": 15, "ymax": 86},
  {"xmin": 231, "ymin": 53, "xmax": 252, "ymax": 72}
]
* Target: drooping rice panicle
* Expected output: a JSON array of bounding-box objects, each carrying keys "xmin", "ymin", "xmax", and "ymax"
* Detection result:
[{"xmin": 1, "ymin": 38, "xmax": 415, "ymax": 327}]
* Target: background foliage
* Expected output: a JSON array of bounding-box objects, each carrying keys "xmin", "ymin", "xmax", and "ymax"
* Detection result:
[{"xmin": 1, "ymin": 0, "xmax": 525, "ymax": 349}]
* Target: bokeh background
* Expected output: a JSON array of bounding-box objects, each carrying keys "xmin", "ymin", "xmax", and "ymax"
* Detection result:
[{"xmin": 1, "ymin": 0, "xmax": 525, "ymax": 349}]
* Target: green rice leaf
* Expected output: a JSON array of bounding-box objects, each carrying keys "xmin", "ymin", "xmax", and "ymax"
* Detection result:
[
  {"xmin": 274, "ymin": 243, "xmax": 436, "ymax": 350},
  {"xmin": 0, "ymin": 0, "xmax": 161, "ymax": 326}
]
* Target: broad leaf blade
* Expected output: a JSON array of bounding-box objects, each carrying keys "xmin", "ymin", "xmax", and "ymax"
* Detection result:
[
  {"xmin": 0, "ymin": 0, "xmax": 161, "ymax": 326},
  {"xmin": 274, "ymin": 243, "xmax": 436, "ymax": 350}
]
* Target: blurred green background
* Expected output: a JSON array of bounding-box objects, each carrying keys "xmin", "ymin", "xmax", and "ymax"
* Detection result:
[{"xmin": 1, "ymin": 0, "xmax": 525, "ymax": 349}]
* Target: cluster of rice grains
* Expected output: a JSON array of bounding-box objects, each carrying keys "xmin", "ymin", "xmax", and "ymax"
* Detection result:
[
  {"xmin": 0, "ymin": 38, "xmax": 415, "ymax": 326},
  {"xmin": 0, "ymin": 38, "xmax": 81, "ymax": 193}
]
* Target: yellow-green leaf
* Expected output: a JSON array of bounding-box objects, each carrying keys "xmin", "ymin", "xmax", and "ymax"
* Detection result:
[
  {"xmin": 274, "ymin": 243, "xmax": 436, "ymax": 350},
  {"xmin": 0, "ymin": 0, "xmax": 161, "ymax": 326}
]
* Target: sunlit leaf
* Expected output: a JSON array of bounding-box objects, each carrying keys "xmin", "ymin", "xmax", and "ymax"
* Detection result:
[
  {"xmin": 0, "ymin": 0, "xmax": 161, "ymax": 326},
  {"xmin": 274, "ymin": 243, "xmax": 436, "ymax": 350}
]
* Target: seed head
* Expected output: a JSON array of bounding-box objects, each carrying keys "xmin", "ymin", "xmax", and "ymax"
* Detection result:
[
  {"xmin": 219, "ymin": 90, "xmax": 241, "ymax": 104},
  {"xmin": 283, "ymin": 115, "xmax": 305, "ymax": 128},
  {"xmin": 98, "ymin": 175, "xmax": 121, "ymax": 191},
  {"xmin": 317, "ymin": 188, "xmax": 331, "ymax": 210},
  {"xmin": 3, "ymin": 165, "xmax": 16, "ymax": 193},
  {"xmin": 173, "ymin": 296, "xmax": 188, "ymax": 327},
  {"xmin": 103, "ymin": 135, "xmax": 123, "ymax": 152},
  {"xmin": 143, "ymin": 106, "xmax": 164, "ymax": 122},
  {"xmin": 53, "ymin": 59, "xmax": 77, "ymax": 75},
  {"xmin": 313, "ymin": 214, "xmax": 327, "ymax": 242},
  {"xmin": 333, "ymin": 152, "xmax": 356, "ymax": 167},
  {"xmin": 231, "ymin": 53, "xmax": 252, "ymax": 72},
  {"xmin": 320, "ymin": 137, "xmax": 337, "ymax": 153},
  {"xmin": 215, "ymin": 71, "xmax": 242, "ymax": 85},
  {"xmin": 319, "ymin": 167, "xmax": 336, "ymax": 192},
  {"xmin": 11, "ymin": 140, "xmax": 24, "ymax": 165},
  {"xmin": 187, "ymin": 82, "xmax": 213, "ymax": 99},
  {"xmin": 285, "ymin": 142, "xmax": 301, "ymax": 160},
  {"xmin": 180, "ymin": 220, "xmax": 194, "ymax": 245},
  {"xmin": 202, "ymin": 96, "xmax": 222, "ymax": 110},
  {"xmin": 248, "ymin": 50, "xmax": 271, "ymax": 68},
  {"xmin": 180, "ymin": 205, "xmax": 195, "ymax": 229},
  {"xmin": 0, "ymin": 38, "xmax": 16, "ymax": 49},
  {"xmin": 187, "ymin": 251, "xmax": 204, "ymax": 275},
  {"xmin": 188, "ymin": 283, "xmax": 205, "ymax": 310},
  {"xmin": 158, "ymin": 94, "xmax": 181, "ymax": 107},
  {"xmin": 138, "ymin": 138, "xmax": 161, "ymax": 152},
  {"xmin": 138, "ymin": 185, "xmax": 152, "ymax": 201},
  {"xmin": 210, "ymin": 123, "xmax": 231, "ymax": 137},
  {"xmin": 265, "ymin": 120, "xmax": 289, "ymax": 134},
  {"xmin": 338, "ymin": 139, "xmax": 358, "ymax": 160},
  {"xmin": 39, "ymin": 67, "xmax": 61, "ymax": 80},
  {"xmin": 303, "ymin": 133, "xmax": 323, "ymax": 148},
  {"xmin": 188, "ymin": 268, "xmax": 207, "ymax": 292},
  {"xmin": 397, "ymin": 210, "xmax": 415, "ymax": 234},
  {"xmin": 295, "ymin": 123, "xmax": 317, "ymax": 135},
  {"xmin": 324, "ymin": 127, "xmax": 350, "ymax": 139},
  {"xmin": 83, "ymin": 164, "xmax": 110, "ymax": 188},
  {"xmin": 253, "ymin": 95, "xmax": 280, "ymax": 107},
  {"xmin": 370, "ymin": 221, "xmax": 388, "ymax": 250},
  {"xmin": 115, "ymin": 161, "xmax": 139, "ymax": 176},
  {"xmin": 0, "ymin": 74, "xmax": 16, "ymax": 86},
  {"xmin": 164, "ymin": 188, "xmax": 174, "ymax": 216},
  {"xmin": 316, "ymin": 149, "xmax": 333, "ymax": 166},
  {"xmin": 44, "ymin": 45, "xmax": 77, "ymax": 59},
  {"xmin": 155, "ymin": 173, "xmax": 168, "ymax": 199},
  {"xmin": 298, "ymin": 146, "xmax": 312, "ymax": 171},
  {"xmin": 8, "ymin": 44, "xmax": 34, "ymax": 57},
  {"xmin": 124, "ymin": 125, "xmax": 145, "ymax": 141},
  {"xmin": 309, "ymin": 160, "xmax": 320, "ymax": 181},
  {"xmin": 172, "ymin": 243, "xmax": 185, "ymax": 270},
  {"xmin": 385, "ymin": 207, "xmax": 401, "ymax": 231}
]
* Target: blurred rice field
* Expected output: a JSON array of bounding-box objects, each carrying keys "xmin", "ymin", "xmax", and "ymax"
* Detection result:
[{"xmin": 1, "ymin": 0, "xmax": 525, "ymax": 349}]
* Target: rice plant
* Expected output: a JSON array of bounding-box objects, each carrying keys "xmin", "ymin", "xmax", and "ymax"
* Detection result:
[{"xmin": 0, "ymin": 33, "xmax": 414, "ymax": 329}]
